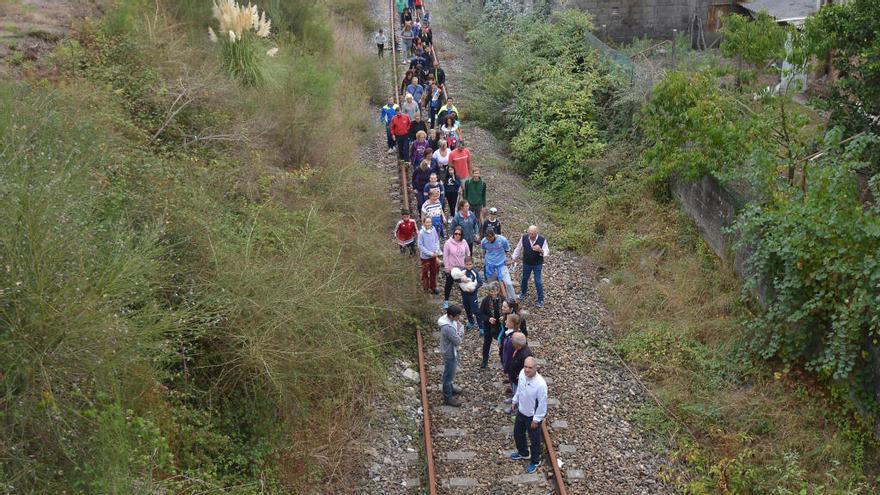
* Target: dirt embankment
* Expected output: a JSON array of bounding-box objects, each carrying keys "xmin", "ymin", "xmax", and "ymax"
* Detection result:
[{"xmin": 0, "ymin": 0, "xmax": 97, "ymax": 73}]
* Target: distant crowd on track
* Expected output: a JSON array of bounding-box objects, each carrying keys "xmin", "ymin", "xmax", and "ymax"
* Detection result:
[{"xmin": 379, "ymin": 1, "xmax": 551, "ymax": 477}]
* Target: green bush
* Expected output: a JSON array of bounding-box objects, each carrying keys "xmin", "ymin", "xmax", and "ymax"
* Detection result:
[{"xmin": 466, "ymin": 9, "xmax": 618, "ymax": 189}]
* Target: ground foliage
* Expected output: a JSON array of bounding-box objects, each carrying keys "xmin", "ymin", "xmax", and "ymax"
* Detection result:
[
  {"xmin": 0, "ymin": 0, "xmax": 423, "ymax": 492},
  {"xmin": 450, "ymin": 0, "xmax": 880, "ymax": 491},
  {"xmin": 643, "ymin": 9, "xmax": 880, "ymax": 415}
]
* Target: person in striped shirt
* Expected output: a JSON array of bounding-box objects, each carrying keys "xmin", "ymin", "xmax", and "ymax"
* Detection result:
[{"xmin": 421, "ymin": 189, "xmax": 447, "ymax": 239}]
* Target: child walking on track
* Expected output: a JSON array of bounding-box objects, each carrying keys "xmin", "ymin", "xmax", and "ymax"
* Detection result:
[{"xmin": 394, "ymin": 209, "xmax": 418, "ymax": 255}]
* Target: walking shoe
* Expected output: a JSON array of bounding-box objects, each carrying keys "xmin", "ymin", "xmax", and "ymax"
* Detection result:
[
  {"xmin": 386, "ymin": 147, "xmax": 395, "ymax": 154},
  {"xmin": 443, "ymin": 396, "xmax": 462, "ymax": 407},
  {"xmin": 517, "ymin": 293, "xmax": 525, "ymax": 301},
  {"xmin": 509, "ymin": 452, "xmax": 527, "ymax": 461},
  {"xmin": 431, "ymin": 289, "xmax": 440, "ymax": 295},
  {"xmin": 536, "ymin": 301, "xmax": 544, "ymax": 309},
  {"xmin": 452, "ymin": 385, "xmax": 464, "ymax": 395},
  {"xmin": 526, "ymin": 462, "xmax": 540, "ymax": 474},
  {"xmin": 503, "ymin": 406, "xmax": 514, "ymax": 415},
  {"xmin": 479, "ymin": 361, "xmax": 487, "ymax": 369},
  {"xmin": 442, "ymin": 300, "xmax": 449, "ymax": 309}
]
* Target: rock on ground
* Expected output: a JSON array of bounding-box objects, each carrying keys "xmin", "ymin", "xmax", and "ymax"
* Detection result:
[{"xmin": 356, "ymin": 0, "xmax": 674, "ymax": 493}]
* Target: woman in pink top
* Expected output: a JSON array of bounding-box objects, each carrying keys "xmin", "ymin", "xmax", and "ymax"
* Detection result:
[{"xmin": 442, "ymin": 226, "xmax": 471, "ymax": 309}]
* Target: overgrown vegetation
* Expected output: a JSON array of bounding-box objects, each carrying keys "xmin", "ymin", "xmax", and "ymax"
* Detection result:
[
  {"xmin": 0, "ymin": 0, "xmax": 423, "ymax": 492},
  {"xmin": 448, "ymin": 0, "xmax": 879, "ymax": 491}
]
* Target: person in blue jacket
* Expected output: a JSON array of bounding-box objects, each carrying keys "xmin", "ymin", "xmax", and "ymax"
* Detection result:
[{"xmin": 380, "ymin": 96, "xmax": 398, "ymax": 154}]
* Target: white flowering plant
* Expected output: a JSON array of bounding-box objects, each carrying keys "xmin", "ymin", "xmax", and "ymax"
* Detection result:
[{"xmin": 208, "ymin": 1, "xmax": 278, "ymax": 86}]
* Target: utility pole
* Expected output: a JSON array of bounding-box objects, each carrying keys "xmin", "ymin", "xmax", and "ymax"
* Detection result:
[{"xmin": 672, "ymin": 29, "xmax": 677, "ymax": 67}]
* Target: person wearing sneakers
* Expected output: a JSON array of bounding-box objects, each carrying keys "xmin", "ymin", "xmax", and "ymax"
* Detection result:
[
  {"xmin": 390, "ymin": 109, "xmax": 411, "ymax": 163},
  {"xmin": 480, "ymin": 228, "xmax": 516, "ymax": 298},
  {"xmin": 512, "ymin": 225, "xmax": 549, "ymax": 308},
  {"xmin": 380, "ymin": 97, "xmax": 398, "ymax": 154},
  {"xmin": 418, "ymin": 216, "xmax": 441, "ymax": 294},
  {"xmin": 479, "ymin": 282, "xmax": 502, "ymax": 369},
  {"xmin": 509, "ymin": 356, "xmax": 547, "ymax": 474},
  {"xmin": 439, "ymin": 304, "xmax": 466, "ymax": 407}
]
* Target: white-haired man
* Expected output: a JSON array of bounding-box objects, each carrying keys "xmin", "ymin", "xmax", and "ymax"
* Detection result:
[{"xmin": 512, "ymin": 225, "xmax": 549, "ymax": 308}]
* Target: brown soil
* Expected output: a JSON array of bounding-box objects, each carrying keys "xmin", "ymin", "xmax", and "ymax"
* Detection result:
[{"xmin": 0, "ymin": 0, "xmax": 98, "ymax": 73}]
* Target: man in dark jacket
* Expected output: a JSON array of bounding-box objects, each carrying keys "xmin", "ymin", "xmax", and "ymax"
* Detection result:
[
  {"xmin": 408, "ymin": 113, "xmax": 428, "ymax": 142},
  {"xmin": 512, "ymin": 225, "xmax": 550, "ymax": 308}
]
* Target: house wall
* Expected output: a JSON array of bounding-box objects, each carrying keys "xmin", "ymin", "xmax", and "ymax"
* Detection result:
[{"xmin": 556, "ymin": 0, "xmax": 715, "ymax": 42}]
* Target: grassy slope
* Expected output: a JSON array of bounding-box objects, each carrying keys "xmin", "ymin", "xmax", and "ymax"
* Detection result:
[{"xmin": 0, "ymin": 0, "xmax": 425, "ymax": 492}]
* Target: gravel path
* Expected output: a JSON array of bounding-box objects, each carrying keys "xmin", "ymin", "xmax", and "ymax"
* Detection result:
[{"xmin": 357, "ymin": 0, "xmax": 674, "ymax": 493}]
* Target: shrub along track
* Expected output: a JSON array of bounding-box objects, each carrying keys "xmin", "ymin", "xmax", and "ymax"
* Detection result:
[{"xmin": 362, "ymin": 0, "xmax": 675, "ymax": 493}]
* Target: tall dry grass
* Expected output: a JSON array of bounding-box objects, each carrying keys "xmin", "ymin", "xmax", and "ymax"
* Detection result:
[{"xmin": 0, "ymin": 0, "xmax": 427, "ymax": 492}]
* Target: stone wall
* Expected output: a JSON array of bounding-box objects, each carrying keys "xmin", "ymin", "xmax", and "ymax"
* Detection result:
[
  {"xmin": 560, "ymin": 0, "xmax": 713, "ymax": 42},
  {"xmin": 669, "ymin": 175, "xmax": 768, "ymax": 303}
]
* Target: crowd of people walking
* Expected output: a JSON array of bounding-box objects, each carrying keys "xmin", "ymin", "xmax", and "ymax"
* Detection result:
[{"xmin": 383, "ymin": 2, "xmax": 550, "ymax": 475}]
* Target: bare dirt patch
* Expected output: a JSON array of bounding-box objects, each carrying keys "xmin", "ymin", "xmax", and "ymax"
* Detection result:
[{"xmin": 0, "ymin": 0, "xmax": 98, "ymax": 73}]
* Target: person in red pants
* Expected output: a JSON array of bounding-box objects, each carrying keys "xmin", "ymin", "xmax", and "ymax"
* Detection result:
[{"xmin": 417, "ymin": 216, "xmax": 441, "ymax": 294}]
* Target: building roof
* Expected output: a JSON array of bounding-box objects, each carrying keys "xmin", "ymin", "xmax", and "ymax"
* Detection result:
[{"xmin": 738, "ymin": 0, "xmax": 821, "ymax": 25}]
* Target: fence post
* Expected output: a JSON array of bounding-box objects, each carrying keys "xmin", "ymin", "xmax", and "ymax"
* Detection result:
[{"xmin": 672, "ymin": 29, "xmax": 677, "ymax": 67}]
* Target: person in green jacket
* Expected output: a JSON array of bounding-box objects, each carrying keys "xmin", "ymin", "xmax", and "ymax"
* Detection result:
[{"xmin": 462, "ymin": 168, "xmax": 487, "ymax": 233}]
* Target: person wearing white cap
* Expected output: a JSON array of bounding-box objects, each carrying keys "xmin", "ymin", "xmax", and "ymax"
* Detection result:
[{"xmin": 482, "ymin": 207, "xmax": 501, "ymax": 238}]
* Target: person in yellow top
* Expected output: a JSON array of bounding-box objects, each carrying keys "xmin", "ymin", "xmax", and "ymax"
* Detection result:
[{"xmin": 436, "ymin": 96, "xmax": 459, "ymax": 125}]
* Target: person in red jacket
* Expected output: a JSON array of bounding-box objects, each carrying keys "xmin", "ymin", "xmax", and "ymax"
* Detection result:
[
  {"xmin": 390, "ymin": 111, "xmax": 412, "ymax": 163},
  {"xmin": 448, "ymin": 139, "xmax": 471, "ymax": 180},
  {"xmin": 394, "ymin": 209, "xmax": 418, "ymax": 255}
]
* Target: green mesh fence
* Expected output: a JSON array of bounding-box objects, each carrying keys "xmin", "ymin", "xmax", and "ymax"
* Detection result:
[{"xmin": 585, "ymin": 31, "xmax": 635, "ymax": 73}]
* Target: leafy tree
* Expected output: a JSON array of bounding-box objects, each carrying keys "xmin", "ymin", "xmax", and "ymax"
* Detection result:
[
  {"xmin": 805, "ymin": 0, "xmax": 880, "ymax": 139},
  {"xmin": 735, "ymin": 131, "xmax": 880, "ymax": 394},
  {"xmin": 721, "ymin": 12, "xmax": 790, "ymax": 84}
]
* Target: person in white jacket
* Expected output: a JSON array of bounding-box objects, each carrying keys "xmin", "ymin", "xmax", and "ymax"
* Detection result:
[{"xmin": 509, "ymin": 356, "xmax": 547, "ymax": 474}]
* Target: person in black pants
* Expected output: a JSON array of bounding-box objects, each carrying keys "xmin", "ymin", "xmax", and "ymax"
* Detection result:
[
  {"xmin": 479, "ymin": 282, "xmax": 502, "ymax": 369},
  {"xmin": 510, "ymin": 356, "xmax": 548, "ymax": 474}
]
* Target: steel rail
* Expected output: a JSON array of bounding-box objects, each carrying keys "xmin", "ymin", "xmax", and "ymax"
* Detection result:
[
  {"xmin": 416, "ymin": 329, "xmax": 438, "ymax": 495},
  {"xmin": 391, "ymin": 1, "xmax": 567, "ymax": 493},
  {"xmin": 390, "ymin": 0, "xmax": 410, "ymax": 211}
]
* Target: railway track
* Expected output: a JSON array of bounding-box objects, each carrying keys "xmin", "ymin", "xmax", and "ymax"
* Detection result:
[{"xmin": 385, "ymin": 1, "xmax": 569, "ymax": 493}]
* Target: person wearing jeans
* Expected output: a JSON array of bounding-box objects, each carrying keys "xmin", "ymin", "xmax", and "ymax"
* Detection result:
[
  {"xmin": 438, "ymin": 305, "xmax": 465, "ymax": 407},
  {"xmin": 512, "ymin": 225, "xmax": 549, "ymax": 308},
  {"xmin": 480, "ymin": 228, "xmax": 515, "ymax": 298},
  {"xmin": 510, "ymin": 356, "xmax": 548, "ymax": 474},
  {"xmin": 380, "ymin": 97, "xmax": 398, "ymax": 153}
]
